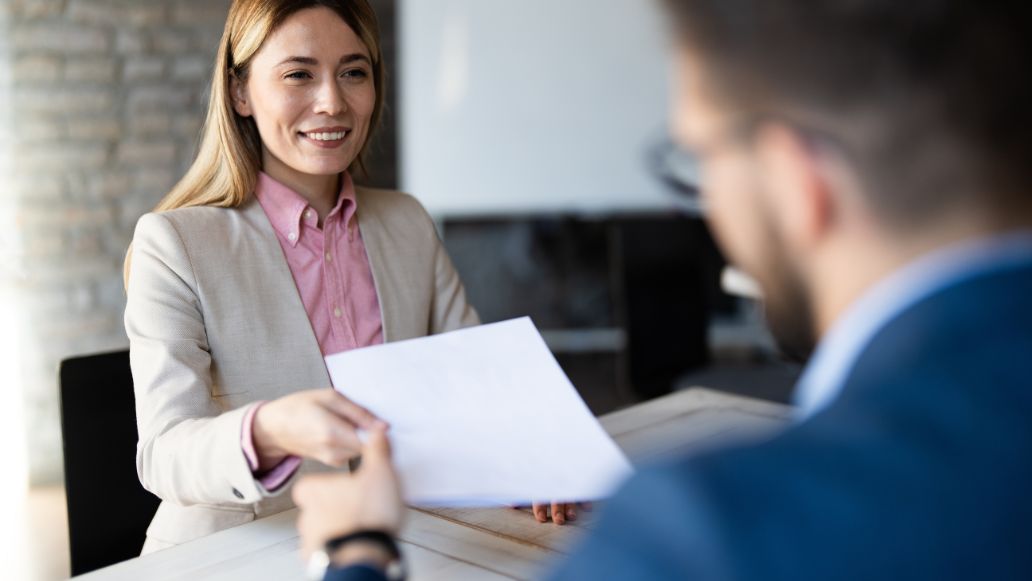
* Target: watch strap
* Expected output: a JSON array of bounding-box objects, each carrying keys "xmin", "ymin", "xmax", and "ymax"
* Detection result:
[{"xmin": 325, "ymin": 529, "xmax": 400, "ymax": 560}]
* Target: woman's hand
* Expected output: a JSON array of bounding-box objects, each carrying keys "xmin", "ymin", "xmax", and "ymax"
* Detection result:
[
  {"xmin": 293, "ymin": 424, "xmax": 405, "ymax": 559},
  {"xmin": 252, "ymin": 389, "xmax": 382, "ymax": 469},
  {"xmin": 530, "ymin": 501, "xmax": 592, "ymax": 525}
]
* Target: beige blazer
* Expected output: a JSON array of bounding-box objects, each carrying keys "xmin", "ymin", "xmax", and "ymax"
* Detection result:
[{"xmin": 124, "ymin": 187, "xmax": 479, "ymax": 551}]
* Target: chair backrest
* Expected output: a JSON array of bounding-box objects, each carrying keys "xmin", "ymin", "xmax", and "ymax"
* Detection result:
[{"xmin": 59, "ymin": 350, "xmax": 160, "ymax": 576}]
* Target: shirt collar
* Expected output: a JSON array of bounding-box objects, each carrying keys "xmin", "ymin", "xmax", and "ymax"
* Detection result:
[
  {"xmin": 254, "ymin": 171, "xmax": 359, "ymax": 247},
  {"xmin": 793, "ymin": 231, "xmax": 1032, "ymax": 421}
]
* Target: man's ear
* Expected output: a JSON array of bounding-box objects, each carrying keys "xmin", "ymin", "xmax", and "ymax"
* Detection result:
[
  {"xmin": 753, "ymin": 123, "xmax": 834, "ymax": 251},
  {"xmin": 230, "ymin": 73, "xmax": 252, "ymax": 117}
]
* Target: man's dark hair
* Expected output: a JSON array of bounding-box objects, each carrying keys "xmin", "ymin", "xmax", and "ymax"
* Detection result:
[{"xmin": 664, "ymin": 1, "xmax": 1032, "ymax": 224}]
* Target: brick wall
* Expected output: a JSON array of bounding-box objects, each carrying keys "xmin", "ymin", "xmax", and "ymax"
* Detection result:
[
  {"xmin": 1, "ymin": 0, "xmax": 230, "ymax": 485},
  {"xmin": 0, "ymin": 0, "xmax": 396, "ymax": 486}
]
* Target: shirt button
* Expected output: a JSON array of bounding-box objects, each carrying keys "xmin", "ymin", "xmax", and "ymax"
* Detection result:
[
  {"xmin": 325, "ymin": 252, "xmax": 332, "ymax": 262},
  {"xmin": 287, "ymin": 232, "xmax": 297, "ymax": 242},
  {"xmin": 305, "ymin": 209, "xmax": 314, "ymax": 220},
  {"xmin": 334, "ymin": 307, "xmax": 342, "ymax": 318}
]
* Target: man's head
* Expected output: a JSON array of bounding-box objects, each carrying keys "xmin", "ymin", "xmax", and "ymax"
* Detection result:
[{"xmin": 663, "ymin": 1, "xmax": 1032, "ymax": 358}]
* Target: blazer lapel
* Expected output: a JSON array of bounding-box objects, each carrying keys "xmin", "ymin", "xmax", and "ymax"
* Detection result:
[
  {"xmin": 240, "ymin": 199, "xmax": 332, "ymax": 387},
  {"xmin": 354, "ymin": 189, "xmax": 401, "ymax": 343}
]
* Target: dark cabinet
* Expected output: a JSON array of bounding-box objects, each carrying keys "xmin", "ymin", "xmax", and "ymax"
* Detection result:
[{"xmin": 442, "ymin": 213, "xmax": 729, "ymax": 413}]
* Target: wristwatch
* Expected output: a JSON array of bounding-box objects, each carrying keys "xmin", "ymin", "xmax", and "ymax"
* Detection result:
[{"xmin": 306, "ymin": 530, "xmax": 407, "ymax": 581}]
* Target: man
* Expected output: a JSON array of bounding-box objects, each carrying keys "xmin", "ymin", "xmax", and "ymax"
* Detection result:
[{"xmin": 294, "ymin": 1, "xmax": 1032, "ymax": 579}]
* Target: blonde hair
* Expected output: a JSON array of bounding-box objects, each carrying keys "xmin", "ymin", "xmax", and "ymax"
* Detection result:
[{"xmin": 125, "ymin": 0, "xmax": 385, "ymax": 286}]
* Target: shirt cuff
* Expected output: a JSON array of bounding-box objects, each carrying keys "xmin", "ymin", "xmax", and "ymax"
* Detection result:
[
  {"xmin": 324, "ymin": 563, "xmax": 389, "ymax": 581},
  {"xmin": 241, "ymin": 401, "xmax": 302, "ymax": 492}
]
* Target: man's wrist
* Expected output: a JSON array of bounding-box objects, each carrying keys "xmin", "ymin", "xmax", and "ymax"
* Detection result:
[
  {"xmin": 310, "ymin": 530, "xmax": 406, "ymax": 581},
  {"xmin": 329, "ymin": 540, "xmax": 394, "ymax": 570}
]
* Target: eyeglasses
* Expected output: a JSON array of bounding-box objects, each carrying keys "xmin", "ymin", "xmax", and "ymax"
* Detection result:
[
  {"xmin": 647, "ymin": 115, "xmax": 844, "ymax": 217},
  {"xmin": 646, "ymin": 138, "xmax": 705, "ymax": 215},
  {"xmin": 645, "ymin": 115, "xmax": 763, "ymax": 216}
]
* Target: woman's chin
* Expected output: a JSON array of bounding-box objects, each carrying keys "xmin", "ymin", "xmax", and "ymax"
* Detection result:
[{"xmin": 294, "ymin": 160, "xmax": 355, "ymax": 177}]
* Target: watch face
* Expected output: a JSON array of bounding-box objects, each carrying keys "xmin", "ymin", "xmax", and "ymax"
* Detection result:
[
  {"xmin": 306, "ymin": 549, "xmax": 331, "ymax": 581},
  {"xmin": 385, "ymin": 558, "xmax": 407, "ymax": 581}
]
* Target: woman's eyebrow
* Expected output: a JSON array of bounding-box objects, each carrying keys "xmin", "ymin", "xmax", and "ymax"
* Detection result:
[
  {"xmin": 277, "ymin": 56, "xmax": 318, "ymax": 66},
  {"xmin": 276, "ymin": 54, "xmax": 371, "ymax": 67},
  {"xmin": 340, "ymin": 54, "xmax": 372, "ymax": 65}
]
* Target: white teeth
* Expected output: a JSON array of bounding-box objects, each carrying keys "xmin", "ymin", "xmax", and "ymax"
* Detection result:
[{"xmin": 306, "ymin": 131, "xmax": 346, "ymax": 141}]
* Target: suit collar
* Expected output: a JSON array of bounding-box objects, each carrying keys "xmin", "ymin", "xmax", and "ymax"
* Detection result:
[
  {"xmin": 794, "ymin": 231, "xmax": 1032, "ymax": 420},
  {"xmin": 254, "ymin": 171, "xmax": 359, "ymax": 248},
  {"xmin": 239, "ymin": 198, "xmax": 333, "ymax": 386}
]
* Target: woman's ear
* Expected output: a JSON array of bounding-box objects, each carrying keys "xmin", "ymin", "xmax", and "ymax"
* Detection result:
[{"xmin": 230, "ymin": 73, "xmax": 252, "ymax": 117}]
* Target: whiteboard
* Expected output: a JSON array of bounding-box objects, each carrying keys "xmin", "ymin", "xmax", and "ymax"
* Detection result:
[{"xmin": 399, "ymin": 0, "xmax": 673, "ymax": 216}]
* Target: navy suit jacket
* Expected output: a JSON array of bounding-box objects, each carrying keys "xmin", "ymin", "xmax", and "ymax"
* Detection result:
[{"xmin": 328, "ymin": 260, "xmax": 1032, "ymax": 581}]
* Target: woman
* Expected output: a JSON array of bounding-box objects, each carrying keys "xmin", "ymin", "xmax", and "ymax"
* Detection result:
[{"xmin": 124, "ymin": 0, "xmax": 481, "ymax": 553}]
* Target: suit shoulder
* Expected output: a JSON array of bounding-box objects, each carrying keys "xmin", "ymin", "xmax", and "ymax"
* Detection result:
[
  {"xmin": 355, "ymin": 187, "xmax": 433, "ymax": 223},
  {"xmin": 152, "ymin": 204, "xmax": 239, "ymax": 230},
  {"xmin": 134, "ymin": 204, "xmax": 247, "ymax": 244}
]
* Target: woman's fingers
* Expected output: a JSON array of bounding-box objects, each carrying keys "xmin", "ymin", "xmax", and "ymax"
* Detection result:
[
  {"xmin": 316, "ymin": 415, "xmax": 365, "ymax": 466},
  {"xmin": 258, "ymin": 389, "xmax": 383, "ymax": 466},
  {"xmin": 551, "ymin": 501, "xmax": 565, "ymax": 525},
  {"xmin": 532, "ymin": 501, "xmax": 549, "ymax": 523},
  {"xmin": 530, "ymin": 501, "xmax": 583, "ymax": 524},
  {"xmin": 319, "ymin": 390, "xmax": 381, "ymax": 429}
]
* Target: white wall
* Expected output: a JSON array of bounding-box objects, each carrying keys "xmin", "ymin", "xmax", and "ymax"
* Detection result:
[{"xmin": 400, "ymin": 0, "xmax": 673, "ymax": 217}]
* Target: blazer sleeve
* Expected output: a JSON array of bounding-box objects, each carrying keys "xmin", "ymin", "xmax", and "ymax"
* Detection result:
[{"xmin": 125, "ymin": 212, "xmax": 273, "ymax": 507}]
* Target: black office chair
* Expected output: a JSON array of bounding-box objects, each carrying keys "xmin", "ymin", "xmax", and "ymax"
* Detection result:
[{"xmin": 59, "ymin": 350, "xmax": 160, "ymax": 576}]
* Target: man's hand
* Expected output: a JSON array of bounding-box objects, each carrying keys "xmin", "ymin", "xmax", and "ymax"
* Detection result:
[{"xmin": 293, "ymin": 423, "xmax": 406, "ymax": 560}]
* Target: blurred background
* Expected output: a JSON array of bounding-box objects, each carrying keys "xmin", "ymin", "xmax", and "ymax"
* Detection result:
[{"xmin": 0, "ymin": 0, "xmax": 798, "ymax": 578}]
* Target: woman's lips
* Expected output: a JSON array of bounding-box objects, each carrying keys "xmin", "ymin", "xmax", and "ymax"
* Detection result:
[{"xmin": 299, "ymin": 128, "xmax": 350, "ymax": 149}]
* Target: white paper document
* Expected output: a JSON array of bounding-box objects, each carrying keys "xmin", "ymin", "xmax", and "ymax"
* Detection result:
[{"xmin": 324, "ymin": 317, "xmax": 633, "ymax": 506}]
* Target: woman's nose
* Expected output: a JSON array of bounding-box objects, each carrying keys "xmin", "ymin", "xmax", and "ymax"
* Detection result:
[{"xmin": 314, "ymin": 79, "xmax": 348, "ymax": 116}]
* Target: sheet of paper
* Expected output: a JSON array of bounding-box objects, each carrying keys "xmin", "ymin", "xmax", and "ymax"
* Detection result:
[{"xmin": 325, "ymin": 317, "xmax": 633, "ymax": 506}]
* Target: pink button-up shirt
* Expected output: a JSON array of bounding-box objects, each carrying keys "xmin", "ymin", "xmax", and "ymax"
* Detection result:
[{"xmin": 242, "ymin": 171, "xmax": 384, "ymax": 490}]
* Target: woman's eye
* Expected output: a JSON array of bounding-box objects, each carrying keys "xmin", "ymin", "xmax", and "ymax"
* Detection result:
[
  {"xmin": 341, "ymin": 69, "xmax": 369, "ymax": 80},
  {"xmin": 285, "ymin": 71, "xmax": 312, "ymax": 80}
]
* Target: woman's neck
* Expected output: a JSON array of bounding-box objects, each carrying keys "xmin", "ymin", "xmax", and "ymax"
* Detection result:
[{"xmin": 262, "ymin": 154, "xmax": 341, "ymax": 225}]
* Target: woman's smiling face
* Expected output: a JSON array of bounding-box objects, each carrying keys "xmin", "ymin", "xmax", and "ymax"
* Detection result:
[{"xmin": 231, "ymin": 6, "xmax": 376, "ymax": 185}]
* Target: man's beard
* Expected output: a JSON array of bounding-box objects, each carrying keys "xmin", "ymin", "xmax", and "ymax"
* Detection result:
[
  {"xmin": 761, "ymin": 261, "xmax": 817, "ymax": 364},
  {"xmin": 752, "ymin": 209, "xmax": 818, "ymax": 364}
]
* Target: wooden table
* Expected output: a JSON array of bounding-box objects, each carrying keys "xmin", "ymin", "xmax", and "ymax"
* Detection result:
[{"xmin": 78, "ymin": 388, "xmax": 791, "ymax": 580}]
